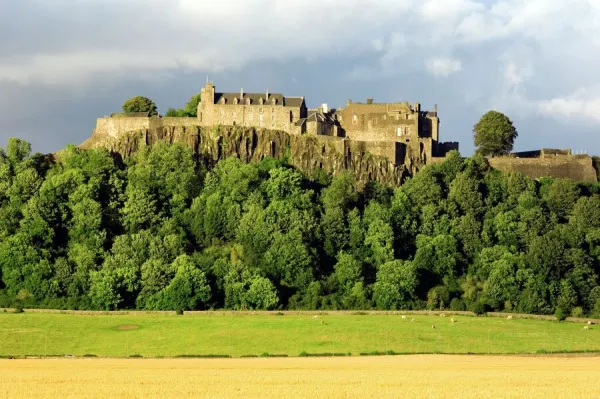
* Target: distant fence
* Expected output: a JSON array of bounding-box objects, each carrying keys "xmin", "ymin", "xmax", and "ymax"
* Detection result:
[{"xmin": 2, "ymin": 308, "xmax": 599, "ymax": 324}]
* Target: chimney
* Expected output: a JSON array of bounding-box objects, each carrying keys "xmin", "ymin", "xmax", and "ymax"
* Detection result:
[
  {"xmin": 366, "ymin": 98, "xmax": 373, "ymax": 104},
  {"xmin": 240, "ymin": 88, "xmax": 244, "ymax": 101},
  {"xmin": 266, "ymin": 88, "xmax": 269, "ymax": 101},
  {"xmin": 434, "ymin": 104, "xmax": 438, "ymax": 113}
]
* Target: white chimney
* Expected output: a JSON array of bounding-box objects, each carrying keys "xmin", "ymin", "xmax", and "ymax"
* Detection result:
[
  {"xmin": 240, "ymin": 88, "xmax": 244, "ymax": 100},
  {"xmin": 266, "ymin": 88, "xmax": 269, "ymax": 101},
  {"xmin": 322, "ymin": 103, "xmax": 329, "ymax": 113}
]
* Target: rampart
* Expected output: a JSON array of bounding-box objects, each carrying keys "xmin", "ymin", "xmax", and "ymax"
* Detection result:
[
  {"xmin": 94, "ymin": 116, "xmax": 198, "ymax": 139},
  {"xmin": 488, "ymin": 155, "xmax": 598, "ymax": 183}
]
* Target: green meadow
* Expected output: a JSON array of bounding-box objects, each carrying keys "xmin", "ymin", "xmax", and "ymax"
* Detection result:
[{"xmin": 0, "ymin": 312, "xmax": 598, "ymax": 358}]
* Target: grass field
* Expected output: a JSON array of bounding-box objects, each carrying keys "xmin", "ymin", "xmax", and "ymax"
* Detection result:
[
  {"xmin": 0, "ymin": 312, "xmax": 599, "ymax": 357},
  {"xmin": 1, "ymin": 356, "xmax": 600, "ymax": 398}
]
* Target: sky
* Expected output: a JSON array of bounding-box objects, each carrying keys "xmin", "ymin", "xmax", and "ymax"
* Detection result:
[{"xmin": 1, "ymin": 0, "xmax": 600, "ymax": 155}]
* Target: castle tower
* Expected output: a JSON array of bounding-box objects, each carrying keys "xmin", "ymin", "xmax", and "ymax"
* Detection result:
[{"xmin": 201, "ymin": 81, "xmax": 215, "ymax": 105}]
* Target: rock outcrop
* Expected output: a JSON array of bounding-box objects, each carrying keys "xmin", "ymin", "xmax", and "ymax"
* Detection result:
[{"xmin": 82, "ymin": 123, "xmax": 409, "ymax": 187}]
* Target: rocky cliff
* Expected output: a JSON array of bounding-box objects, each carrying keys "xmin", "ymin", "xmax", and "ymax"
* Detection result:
[{"xmin": 82, "ymin": 122, "xmax": 409, "ymax": 187}]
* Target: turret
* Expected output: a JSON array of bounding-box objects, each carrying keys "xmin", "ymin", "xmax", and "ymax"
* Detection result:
[{"xmin": 201, "ymin": 81, "xmax": 215, "ymax": 105}]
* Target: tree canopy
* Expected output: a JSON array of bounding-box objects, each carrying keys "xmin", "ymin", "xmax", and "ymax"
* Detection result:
[
  {"xmin": 473, "ymin": 111, "xmax": 518, "ymax": 156},
  {"xmin": 1, "ymin": 140, "xmax": 599, "ymax": 317},
  {"xmin": 165, "ymin": 93, "xmax": 201, "ymax": 117},
  {"xmin": 122, "ymin": 96, "xmax": 158, "ymax": 116}
]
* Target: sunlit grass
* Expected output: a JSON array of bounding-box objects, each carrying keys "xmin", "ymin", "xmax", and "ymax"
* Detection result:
[{"xmin": 0, "ymin": 312, "xmax": 598, "ymax": 357}]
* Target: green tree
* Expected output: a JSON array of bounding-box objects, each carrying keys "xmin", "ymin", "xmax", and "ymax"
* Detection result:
[
  {"xmin": 373, "ymin": 260, "xmax": 417, "ymax": 310},
  {"xmin": 121, "ymin": 96, "xmax": 158, "ymax": 116},
  {"xmin": 473, "ymin": 111, "xmax": 518, "ymax": 156}
]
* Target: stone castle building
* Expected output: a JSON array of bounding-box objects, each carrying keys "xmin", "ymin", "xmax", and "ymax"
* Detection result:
[
  {"xmin": 87, "ymin": 81, "xmax": 597, "ymax": 184},
  {"xmin": 196, "ymin": 82, "xmax": 458, "ymax": 165}
]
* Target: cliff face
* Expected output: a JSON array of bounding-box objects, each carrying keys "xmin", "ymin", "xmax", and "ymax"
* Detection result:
[{"xmin": 82, "ymin": 123, "xmax": 408, "ymax": 187}]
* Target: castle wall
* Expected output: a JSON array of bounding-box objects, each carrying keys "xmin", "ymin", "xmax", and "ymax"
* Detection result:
[
  {"xmin": 488, "ymin": 155, "xmax": 598, "ymax": 183},
  {"xmin": 94, "ymin": 117, "xmax": 198, "ymax": 139}
]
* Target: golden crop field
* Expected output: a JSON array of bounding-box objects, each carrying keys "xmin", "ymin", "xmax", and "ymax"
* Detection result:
[{"xmin": 1, "ymin": 355, "xmax": 600, "ymax": 398}]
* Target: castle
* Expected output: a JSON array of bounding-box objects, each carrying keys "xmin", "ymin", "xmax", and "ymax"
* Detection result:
[
  {"xmin": 86, "ymin": 81, "xmax": 598, "ymax": 184},
  {"xmin": 196, "ymin": 82, "xmax": 458, "ymax": 165}
]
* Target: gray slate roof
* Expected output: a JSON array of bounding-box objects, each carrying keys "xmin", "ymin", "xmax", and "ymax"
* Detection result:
[{"xmin": 214, "ymin": 93, "xmax": 304, "ymax": 107}]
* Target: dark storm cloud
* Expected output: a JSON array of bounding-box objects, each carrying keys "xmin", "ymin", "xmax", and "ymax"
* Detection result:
[{"xmin": 1, "ymin": 0, "xmax": 600, "ymax": 155}]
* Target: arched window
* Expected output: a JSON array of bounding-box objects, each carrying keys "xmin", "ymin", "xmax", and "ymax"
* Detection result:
[
  {"xmin": 233, "ymin": 98, "xmax": 239, "ymax": 105},
  {"xmin": 220, "ymin": 97, "xmax": 226, "ymax": 104},
  {"xmin": 271, "ymin": 98, "xmax": 277, "ymax": 105},
  {"xmin": 246, "ymin": 98, "xmax": 251, "ymax": 105},
  {"xmin": 259, "ymin": 98, "xmax": 264, "ymax": 105}
]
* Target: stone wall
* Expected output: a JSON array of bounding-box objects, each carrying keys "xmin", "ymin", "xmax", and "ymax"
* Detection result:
[
  {"xmin": 488, "ymin": 155, "xmax": 598, "ymax": 183},
  {"xmin": 93, "ymin": 116, "xmax": 198, "ymax": 139}
]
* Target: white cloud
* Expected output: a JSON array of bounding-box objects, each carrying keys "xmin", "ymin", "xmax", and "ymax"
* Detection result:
[
  {"xmin": 426, "ymin": 57, "xmax": 462, "ymax": 77},
  {"xmin": 537, "ymin": 88, "xmax": 600, "ymax": 123}
]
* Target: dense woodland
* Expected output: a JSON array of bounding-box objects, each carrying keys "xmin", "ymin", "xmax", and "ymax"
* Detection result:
[{"xmin": 1, "ymin": 137, "xmax": 600, "ymax": 318}]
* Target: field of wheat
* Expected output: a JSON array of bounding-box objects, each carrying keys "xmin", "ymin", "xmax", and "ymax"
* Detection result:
[{"xmin": 1, "ymin": 355, "xmax": 599, "ymax": 398}]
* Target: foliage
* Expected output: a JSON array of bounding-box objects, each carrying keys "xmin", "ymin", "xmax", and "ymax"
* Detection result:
[
  {"xmin": 0, "ymin": 138, "xmax": 598, "ymax": 316},
  {"xmin": 473, "ymin": 111, "xmax": 518, "ymax": 156},
  {"xmin": 121, "ymin": 96, "xmax": 158, "ymax": 116},
  {"xmin": 165, "ymin": 93, "xmax": 201, "ymax": 117}
]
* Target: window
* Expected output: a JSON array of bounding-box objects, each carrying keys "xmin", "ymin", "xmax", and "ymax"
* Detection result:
[
  {"xmin": 396, "ymin": 127, "xmax": 402, "ymax": 137},
  {"xmin": 233, "ymin": 98, "xmax": 239, "ymax": 105},
  {"xmin": 406, "ymin": 114, "xmax": 410, "ymax": 120},
  {"xmin": 248, "ymin": 114, "xmax": 253, "ymax": 121},
  {"xmin": 353, "ymin": 114, "xmax": 357, "ymax": 125},
  {"xmin": 405, "ymin": 127, "xmax": 410, "ymax": 135},
  {"xmin": 383, "ymin": 114, "xmax": 387, "ymax": 120},
  {"xmin": 259, "ymin": 108, "xmax": 263, "ymax": 113},
  {"xmin": 372, "ymin": 118, "xmax": 377, "ymax": 125},
  {"xmin": 271, "ymin": 114, "xmax": 276, "ymax": 121}
]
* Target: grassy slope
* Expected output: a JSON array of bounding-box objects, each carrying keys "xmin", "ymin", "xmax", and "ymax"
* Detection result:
[{"xmin": 0, "ymin": 313, "xmax": 598, "ymax": 357}]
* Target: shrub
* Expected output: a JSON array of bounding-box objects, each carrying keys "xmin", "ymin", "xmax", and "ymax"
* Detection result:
[
  {"xmin": 554, "ymin": 307, "xmax": 568, "ymax": 321},
  {"xmin": 449, "ymin": 298, "xmax": 466, "ymax": 311},
  {"xmin": 175, "ymin": 308, "xmax": 184, "ymax": 315},
  {"xmin": 571, "ymin": 306, "xmax": 584, "ymax": 318},
  {"xmin": 14, "ymin": 306, "xmax": 24, "ymax": 314},
  {"xmin": 469, "ymin": 301, "xmax": 487, "ymax": 316},
  {"xmin": 427, "ymin": 285, "xmax": 450, "ymax": 310}
]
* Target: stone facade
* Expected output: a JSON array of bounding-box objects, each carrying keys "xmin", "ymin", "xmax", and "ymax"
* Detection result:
[
  {"xmin": 197, "ymin": 82, "xmax": 308, "ymax": 133},
  {"xmin": 194, "ymin": 82, "xmax": 455, "ymax": 166},
  {"xmin": 488, "ymin": 151, "xmax": 598, "ymax": 183}
]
